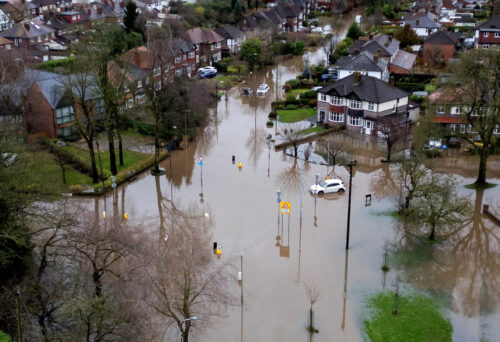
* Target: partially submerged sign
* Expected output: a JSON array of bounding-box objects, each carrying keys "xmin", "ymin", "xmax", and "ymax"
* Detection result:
[{"xmin": 280, "ymin": 201, "xmax": 291, "ymax": 215}]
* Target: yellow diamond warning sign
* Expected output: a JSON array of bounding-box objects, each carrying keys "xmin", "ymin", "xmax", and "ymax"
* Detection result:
[{"xmin": 280, "ymin": 201, "xmax": 291, "ymax": 215}]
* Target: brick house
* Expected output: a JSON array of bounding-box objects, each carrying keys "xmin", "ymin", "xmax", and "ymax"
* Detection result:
[
  {"xmin": 335, "ymin": 51, "xmax": 389, "ymax": 81},
  {"xmin": 0, "ymin": 36, "xmax": 12, "ymax": 49},
  {"xmin": 184, "ymin": 27, "xmax": 223, "ymax": 65},
  {"xmin": 388, "ymin": 49, "xmax": 417, "ymax": 74},
  {"xmin": 403, "ymin": 13, "xmax": 441, "ymax": 37},
  {"xmin": 215, "ymin": 24, "xmax": 246, "ymax": 55},
  {"xmin": 423, "ymin": 30, "xmax": 458, "ymax": 65},
  {"xmin": 23, "ymin": 73, "xmax": 103, "ymax": 139},
  {"xmin": 474, "ymin": 17, "xmax": 500, "ymax": 50},
  {"xmin": 316, "ymin": 73, "xmax": 410, "ymax": 136}
]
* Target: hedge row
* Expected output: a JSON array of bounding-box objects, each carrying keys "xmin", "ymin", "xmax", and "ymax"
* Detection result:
[
  {"xmin": 395, "ymin": 82, "xmax": 425, "ymax": 92},
  {"xmin": 124, "ymin": 117, "xmax": 155, "ymax": 136}
]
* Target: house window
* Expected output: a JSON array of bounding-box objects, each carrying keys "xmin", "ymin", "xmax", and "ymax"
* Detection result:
[
  {"xmin": 183, "ymin": 54, "xmax": 186, "ymax": 61},
  {"xmin": 175, "ymin": 56, "xmax": 181, "ymax": 64},
  {"xmin": 484, "ymin": 32, "xmax": 489, "ymax": 37},
  {"xmin": 188, "ymin": 51, "xmax": 195, "ymax": 58},
  {"xmin": 437, "ymin": 106, "xmax": 445, "ymax": 114},
  {"xmin": 215, "ymin": 42, "xmax": 221, "ymax": 48},
  {"xmin": 451, "ymin": 124, "xmax": 465, "ymax": 133},
  {"xmin": 126, "ymin": 99, "xmax": 133, "ymax": 108},
  {"xmin": 330, "ymin": 96, "xmax": 343, "ymax": 105},
  {"xmin": 496, "ymin": 32, "xmax": 500, "ymax": 38},
  {"xmin": 349, "ymin": 100, "xmax": 361, "ymax": 109},
  {"xmin": 136, "ymin": 94, "xmax": 145, "ymax": 103},
  {"xmin": 454, "ymin": 106, "xmax": 461, "ymax": 115},
  {"xmin": 368, "ymin": 102, "xmax": 375, "ymax": 111},
  {"xmin": 320, "ymin": 93, "xmax": 326, "ymax": 101},
  {"xmin": 57, "ymin": 126, "xmax": 75, "ymax": 137},
  {"xmin": 175, "ymin": 69, "xmax": 183, "ymax": 77},
  {"xmin": 38, "ymin": 36, "xmax": 41, "ymax": 42},
  {"xmin": 483, "ymin": 44, "xmax": 489, "ymax": 49},
  {"xmin": 95, "ymin": 99, "xmax": 105, "ymax": 114},
  {"xmin": 155, "ymin": 81, "xmax": 161, "ymax": 91},
  {"xmin": 467, "ymin": 124, "xmax": 477, "ymax": 133},
  {"xmin": 137, "ymin": 80, "xmax": 142, "ymax": 88},
  {"xmin": 347, "ymin": 115, "xmax": 363, "ymax": 126},
  {"xmin": 329, "ymin": 112, "xmax": 344, "ymax": 122},
  {"xmin": 494, "ymin": 125, "xmax": 500, "ymax": 134},
  {"xmin": 153, "ymin": 66, "xmax": 161, "ymax": 77},
  {"xmin": 56, "ymin": 106, "xmax": 75, "ymax": 124}
]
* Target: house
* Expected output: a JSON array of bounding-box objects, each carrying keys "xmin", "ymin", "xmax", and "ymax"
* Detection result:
[
  {"xmin": 184, "ymin": 27, "xmax": 223, "ymax": 65},
  {"xmin": 316, "ymin": 73, "xmax": 410, "ymax": 136},
  {"xmin": 275, "ymin": 4, "xmax": 300, "ymax": 32},
  {"xmin": 0, "ymin": 1, "xmax": 29, "ymax": 24},
  {"xmin": 215, "ymin": 25, "xmax": 246, "ymax": 55},
  {"xmin": 159, "ymin": 39, "xmax": 197, "ymax": 79},
  {"xmin": 403, "ymin": 13, "xmax": 441, "ymax": 37},
  {"xmin": 0, "ymin": 2, "xmax": 13, "ymax": 31},
  {"xmin": 423, "ymin": 30, "xmax": 458, "ymax": 65},
  {"xmin": 0, "ymin": 36, "xmax": 12, "ymax": 49},
  {"xmin": 388, "ymin": 49, "xmax": 417, "ymax": 74},
  {"xmin": 23, "ymin": 72, "xmax": 103, "ymax": 139},
  {"xmin": 474, "ymin": 16, "xmax": 500, "ymax": 50},
  {"xmin": 348, "ymin": 34, "xmax": 400, "ymax": 63},
  {"xmin": 335, "ymin": 51, "xmax": 389, "ymax": 81}
]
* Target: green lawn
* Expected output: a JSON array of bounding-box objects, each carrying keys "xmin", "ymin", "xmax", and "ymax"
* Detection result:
[
  {"xmin": 364, "ymin": 292, "xmax": 452, "ymax": 342},
  {"xmin": 25, "ymin": 150, "xmax": 93, "ymax": 191},
  {"xmin": 289, "ymin": 88, "xmax": 311, "ymax": 96},
  {"xmin": 277, "ymin": 107, "xmax": 316, "ymax": 123},
  {"xmin": 299, "ymin": 126, "xmax": 326, "ymax": 135},
  {"xmin": 424, "ymin": 83, "xmax": 436, "ymax": 92}
]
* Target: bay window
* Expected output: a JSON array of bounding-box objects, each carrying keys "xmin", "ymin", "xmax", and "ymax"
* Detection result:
[{"xmin": 347, "ymin": 115, "xmax": 363, "ymax": 126}]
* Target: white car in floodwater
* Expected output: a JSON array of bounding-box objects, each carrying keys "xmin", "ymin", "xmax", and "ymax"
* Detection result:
[
  {"xmin": 310, "ymin": 179, "xmax": 346, "ymax": 195},
  {"xmin": 256, "ymin": 84, "xmax": 270, "ymax": 96}
]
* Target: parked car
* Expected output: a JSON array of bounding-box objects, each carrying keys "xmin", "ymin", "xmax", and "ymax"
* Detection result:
[
  {"xmin": 323, "ymin": 25, "xmax": 331, "ymax": 35},
  {"xmin": 445, "ymin": 136, "xmax": 461, "ymax": 148},
  {"xmin": 309, "ymin": 179, "xmax": 346, "ymax": 195},
  {"xmin": 242, "ymin": 87, "xmax": 253, "ymax": 96},
  {"xmin": 197, "ymin": 66, "xmax": 217, "ymax": 79},
  {"xmin": 311, "ymin": 27, "xmax": 323, "ymax": 34},
  {"xmin": 424, "ymin": 139, "xmax": 442, "ymax": 150},
  {"xmin": 321, "ymin": 73, "xmax": 338, "ymax": 82},
  {"xmin": 256, "ymin": 84, "xmax": 270, "ymax": 96},
  {"xmin": 327, "ymin": 66, "xmax": 337, "ymax": 75}
]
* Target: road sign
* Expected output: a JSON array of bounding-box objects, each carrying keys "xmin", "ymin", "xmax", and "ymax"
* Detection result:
[
  {"xmin": 198, "ymin": 156, "xmax": 203, "ymax": 166},
  {"xmin": 280, "ymin": 201, "xmax": 291, "ymax": 215},
  {"xmin": 163, "ymin": 234, "xmax": 169, "ymax": 242}
]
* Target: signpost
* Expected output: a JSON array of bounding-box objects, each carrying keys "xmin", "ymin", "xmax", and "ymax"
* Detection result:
[
  {"xmin": 111, "ymin": 175, "xmax": 116, "ymax": 205},
  {"xmin": 280, "ymin": 201, "xmax": 291, "ymax": 215}
]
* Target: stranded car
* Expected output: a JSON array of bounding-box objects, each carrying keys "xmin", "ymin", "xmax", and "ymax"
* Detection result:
[
  {"xmin": 242, "ymin": 87, "xmax": 253, "ymax": 96},
  {"xmin": 256, "ymin": 84, "xmax": 270, "ymax": 96},
  {"xmin": 321, "ymin": 73, "xmax": 338, "ymax": 82},
  {"xmin": 197, "ymin": 66, "xmax": 217, "ymax": 78},
  {"xmin": 310, "ymin": 179, "xmax": 346, "ymax": 195}
]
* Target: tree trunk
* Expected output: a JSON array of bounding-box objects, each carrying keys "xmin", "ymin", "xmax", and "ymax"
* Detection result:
[
  {"xmin": 294, "ymin": 145, "xmax": 298, "ymax": 157},
  {"xmin": 154, "ymin": 135, "xmax": 160, "ymax": 173},
  {"xmin": 108, "ymin": 128, "xmax": 117, "ymax": 175},
  {"xmin": 429, "ymin": 226, "xmax": 436, "ymax": 241},
  {"xmin": 117, "ymin": 129, "xmax": 124, "ymax": 166},
  {"xmin": 386, "ymin": 142, "xmax": 392, "ymax": 162},
  {"xmin": 475, "ymin": 149, "xmax": 488, "ymax": 186},
  {"xmin": 87, "ymin": 140, "xmax": 99, "ymax": 183},
  {"xmin": 61, "ymin": 164, "xmax": 66, "ymax": 184}
]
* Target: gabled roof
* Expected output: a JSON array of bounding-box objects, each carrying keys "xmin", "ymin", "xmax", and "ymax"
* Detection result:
[
  {"xmin": 336, "ymin": 51, "xmax": 387, "ymax": 73},
  {"xmin": 275, "ymin": 4, "xmax": 296, "ymax": 19},
  {"xmin": 121, "ymin": 46, "xmax": 161, "ymax": 70},
  {"xmin": 261, "ymin": 9, "xmax": 282, "ymax": 25},
  {"xmin": 424, "ymin": 30, "xmax": 458, "ymax": 44},
  {"xmin": 475, "ymin": 16, "xmax": 500, "ymax": 30},
  {"xmin": 215, "ymin": 24, "xmax": 245, "ymax": 40},
  {"xmin": 0, "ymin": 19, "xmax": 55, "ymax": 39},
  {"xmin": 185, "ymin": 27, "xmax": 224, "ymax": 45},
  {"xmin": 390, "ymin": 50, "xmax": 416, "ymax": 71},
  {"xmin": 374, "ymin": 34, "xmax": 399, "ymax": 56},
  {"xmin": 0, "ymin": 36, "xmax": 12, "ymax": 45},
  {"xmin": 348, "ymin": 39, "xmax": 392, "ymax": 57},
  {"xmin": 319, "ymin": 74, "xmax": 408, "ymax": 103},
  {"xmin": 404, "ymin": 13, "xmax": 441, "ymax": 29}
]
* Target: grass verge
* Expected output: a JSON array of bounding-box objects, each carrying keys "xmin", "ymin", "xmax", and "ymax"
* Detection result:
[
  {"xmin": 364, "ymin": 292, "xmax": 452, "ymax": 342},
  {"xmin": 289, "ymin": 88, "xmax": 311, "ymax": 96},
  {"xmin": 465, "ymin": 182, "xmax": 497, "ymax": 190},
  {"xmin": 299, "ymin": 126, "xmax": 326, "ymax": 135},
  {"xmin": 277, "ymin": 107, "xmax": 316, "ymax": 123}
]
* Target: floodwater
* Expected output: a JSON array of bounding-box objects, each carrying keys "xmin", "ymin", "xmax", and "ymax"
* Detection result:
[{"xmin": 74, "ymin": 9, "xmax": 500, "ymax": 341}]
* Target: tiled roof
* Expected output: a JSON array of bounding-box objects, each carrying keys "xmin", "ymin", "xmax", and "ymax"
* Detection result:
[
  {"xmin": 0, "ymin": 19, "xmax": 55, "ymax": 39},
  {"xmin": 215, "ymin": 25, "xmax": 245, "ymax": 40},
  {"xmin": 336, "ymin": 52, "xmax": 387, "ymax": 73},
  {"xmin": 475, "ymin": 16, "xmax": 500, "ymax": 30},
  {"xmin": 319, "ymin": 74, "xmax": 408, "ymax": 103},
  {"xmin": 374, "ymin": 34, "xmax": 399, "ymax": 56},
  {"xmin": 185, "ymin": 27, "xmax": 224, "ymax": 45},
  {"xmin": 348, "ymin": 36, "xmax": 399, "ymax": 57},
  {"xmin": 404, "ymin": 13, "xmax": 441, "ymax": 29},
  {"xmin": 424, "ymin": 30, "xmax": 458, "ymax": 44},
  {"xmin": 391, "ymin": 50, "xmax": 416, "ymax": 71},
  {"xmin": 0, "ymin": 36, "xmax": 12, "ymax": 45}
]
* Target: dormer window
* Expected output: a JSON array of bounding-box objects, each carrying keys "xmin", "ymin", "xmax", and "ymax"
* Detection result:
[
  {"xmin": 175, "ymin": 56, "xmax": 181, "ymax": 64},
  {"xmin": 137, "ymin": 80, "xmax": 142, "ymax": 88},
  {"xmin": 153, "ymin": 66, "xmax": 161, "ymax": 76}
]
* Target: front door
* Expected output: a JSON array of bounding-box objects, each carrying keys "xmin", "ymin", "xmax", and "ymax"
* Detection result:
[
  {"xmin": 364, "ymin": 120, "xmax": 373, "ymax": 135},
  {"xmin": 319, "ymin": 110, "xmax": 325, "ymax": 123}
]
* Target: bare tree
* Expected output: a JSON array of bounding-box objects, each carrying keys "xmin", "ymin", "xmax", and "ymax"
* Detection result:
[
  {"xmin": 143, "ymin": 205, "xmax": 233, "ymax": 342},
  {"xmin": 304, "ymin": 283, "xmax": 319, "ymax": 335},
  {"xmin": 376, "ymin": 116, "xmax": 404, "ymax": 162},
  {"xmin": 281, "ymin": 123, "xmax": 307, "ymax": 157}
]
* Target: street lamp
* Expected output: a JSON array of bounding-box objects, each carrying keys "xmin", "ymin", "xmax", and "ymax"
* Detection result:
[
  {"xmin": 345, "ymin": 160, "xmax": 357, "ymax": 250},
  {"xmin": 180, "ymin": 316, "xmax": 202, "ymax": 342}
]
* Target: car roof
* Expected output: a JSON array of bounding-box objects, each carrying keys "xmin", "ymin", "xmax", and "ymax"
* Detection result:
[{"xmin": 323, "ymin": 178, "xmax": 343, "ymax": 184}]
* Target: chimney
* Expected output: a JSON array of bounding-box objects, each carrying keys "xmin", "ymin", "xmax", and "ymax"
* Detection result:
[
  {"xmin": 369, "ymin": 33, "xmax": 373, "ymax": 40},
  {"xmin": 87, "ymin": 8, "xmax": 91, "ymax": 15},
  {"xmin": 389, "ymin": 76, "xmax": 395, "ymax": 86},
  {"xmin": 354, "ymin": 48, "xmax": 360, "ymax": 56},
  {"xmin": 97, "ymin": 7, "xmax": 103, "ymax": 14},
  {"xmin": 374, "ymin": 54, "xmax": 379, "ymax": 64},
  {"xmin": 24, "ymin": 23, "xmax": 30, "ymax": 31},
  {"xmin": 242, "ymin": 19, "xmax": 247, "ymax": 31},
  {"xmin": 134, "ymin": 48, "xmax": 140, "ymax": 66},
  {"xmin": 416, "ymin": 19, "xmax": 420, "ymax": 26},
  {"xmin": 120, "ymin": 1, "xmax": 126, "ymax": 8},
  {"xmin": 389, "ymin": 36, "xmax": 392, "ymax": 42},
  {"xmin": 354, "ymin": 71, "xmax": 361, "ymax": 85}
]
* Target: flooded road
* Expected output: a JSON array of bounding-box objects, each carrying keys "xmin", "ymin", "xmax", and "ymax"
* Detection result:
[{"xmin": 78, "ymin": 9, "xmax": 500, "ymax": 341}]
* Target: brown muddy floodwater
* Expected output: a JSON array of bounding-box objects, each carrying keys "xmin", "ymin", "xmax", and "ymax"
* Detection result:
[{"xmin": 73, "ymin": 10, "xmax": 500, "ymax": 341}]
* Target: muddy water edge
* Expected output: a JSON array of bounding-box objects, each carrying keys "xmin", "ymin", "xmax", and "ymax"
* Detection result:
[{"xmin": 74, "ymin": 9, "xmax": 500, "ymax": 341}]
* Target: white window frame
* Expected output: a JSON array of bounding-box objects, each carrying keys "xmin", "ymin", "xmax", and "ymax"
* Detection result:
[
  {"xmin": 349, "ymin": 99, "xmax": 362, "ymax": 109},
  {"xmin": 368, "ymin": 102, "xmax": 375, "ymax": 111},
  {"xmin": 437, "ymin": 106, "xmax": 445, "ymax": 114},
  {"xmin": 330, "ymin": 96, "xmax": 343, "ymax": 105},
  {"xmin": 175, "ymin": 68, "xmax": 183, "ymax": 77},
  {"xmin": 484, "ymin": 32, "xmax": 489, "ymax": 37},
  {"xmin": 175, "ymin": 56, "xmax": 181, "ymax": 64},
  {"xmin": 137, "ymin": 80, "xmax": 142, "ymax": 88},
  {"xmin": 495, "ymin": 32, "xmax": 500, "ymax": 38},
  {"xmin": 331, "ymin": 112, "xmax": 344, "ymax": 122},
  {"xmin": 494, "ymin": 125, "xmax": 500, "ymax": 134},
  {"xmin": 320, "ymin": 94, "xmax": 326, "ymax": 101},
  {"xmin": 347, "ymin": 115, "xmax": 363, "ymax": 126},
  {"xmin": 454, "ymin": 106, "xmax": 461, "ymax": 115},
  {"xmin": 154, "ymin": 81, "xmax": 161, "ymax": 91},
  {"xmin": 188, "ymin": 51, "xmax": 195, "ymax": 58},
  {"xmin": 56, "ymin": 106, "xmax": 75, "ymax": 124},
  {"xmin": 153, "ymin": 66, "xmax": 161, "ymax": 77},
  {"xmin": 483, "ymin": 44, "xmax": 489, "ymax": 49}
]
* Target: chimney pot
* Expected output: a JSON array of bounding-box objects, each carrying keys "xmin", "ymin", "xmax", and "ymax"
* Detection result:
[
  {"xmin": 374, "ymin": 55, "xmax": 379, "ymax": 63},
  {"xmin": 354, "ymin": 48, "xmax": 360, "ymax": 55},
  {"xmin": 369, "ymin": 33, "xmax": 373, "ymax": 40},
  {"xmin": 87, "ymin": 8, "xmax": 91, "ymax": 15},
  {"xmin": 97, "ymin": 7, "xmax": 103, "ymax": 14},
  {"xmin": 416, "ymin": 19, "xmax": 420, "ymax": 26},
  {"xmin": 389, "ymin": 76, "xmax": 395, "ymax": 86},
  {"xmin": 354, "ymin": 71, "xmax": 361, "ymax": 85}
]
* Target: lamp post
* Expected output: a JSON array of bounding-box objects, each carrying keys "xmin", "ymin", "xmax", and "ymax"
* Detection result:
[
  {"xmin": 180, "ymin": 316, "xmax": 202, "ymax": 342},
  {"xmin": 345, "ymin": 161, "xmax": 356, "ymax": 250}
]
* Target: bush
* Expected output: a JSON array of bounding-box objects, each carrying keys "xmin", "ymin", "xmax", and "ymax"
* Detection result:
[
  {"xmin": 125, "ymin": 117, "xmax": 155, "ymax": 136},
  {"xmin": 227, "ymin": 66, "xmax": 239, "ymax": 73},
  {"xmin": 299, "ymin": 98, "xmax": 310, "ymax": 106},
  {"xmin": 0, "ymin": 331, "xmax": 12, "ymax": 342},
  {"xmin": 300, "ymin": 90, "xmax": 317, "ymax": 99},
  {"xmin": 395, "ymin": 82, "xmax": 425, "ymax": 92},
  {"xmin": 346, "ymin": 21, "xmax": 365, "ymax": 40},
  {"xmin": 309, "ymin": 99, "xmax": 317, "ymax": 107},
  {"xmin": 283, "ymin": 83, "xmax": 292, "ymax": 92},
  {"xmin": 266, "ymin": 121, "xmax": 274, "ymax": 127},
  {"xmin": 268, "ymin": 112, "xmax": 277, "ymax": 119},
  {"xmin": 286, "ymin": 93, "xmax": 297, "ymax": 103},
  {"xmin": 425, "ymin": 149, "xmax": 441, "ymax": 158},
  {"xmin": 286, "ymin": 104, "xmax": 298, "ymax": 109},
  {"xmin": 285, "ymin": 78, "xmax": 301, "ymax": 89}
]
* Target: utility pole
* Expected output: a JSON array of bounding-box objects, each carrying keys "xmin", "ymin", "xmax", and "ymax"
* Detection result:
[{"xmin": 346, "ymin": 161, "xmax": 355, "ymax": 249}]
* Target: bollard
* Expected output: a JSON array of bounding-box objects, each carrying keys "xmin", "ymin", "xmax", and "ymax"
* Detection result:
[
  {"xmin": 213, "ymin": 242, "xmax": 218, "ymax": 249},
  {"xmin": 238, "ymin": 271, "xmax": 242, "ymax": 281},
  {"xmin": 123, "ymin": 213, "xmax": 128, "ymax": 220},
  {"xmin": 216, "ymin": 246, "xmax": 221, "ymax": 255},
  {"xmin": 102, "ymin": 211, "xmax": 106, "ymax": 218},
  {"xmin": 238, "ymin": 162, "xmax": 242, "ymax": 170},
  {"xmin": 232, "ymin": 155, "xmax": 235, "ymax": 164}
]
